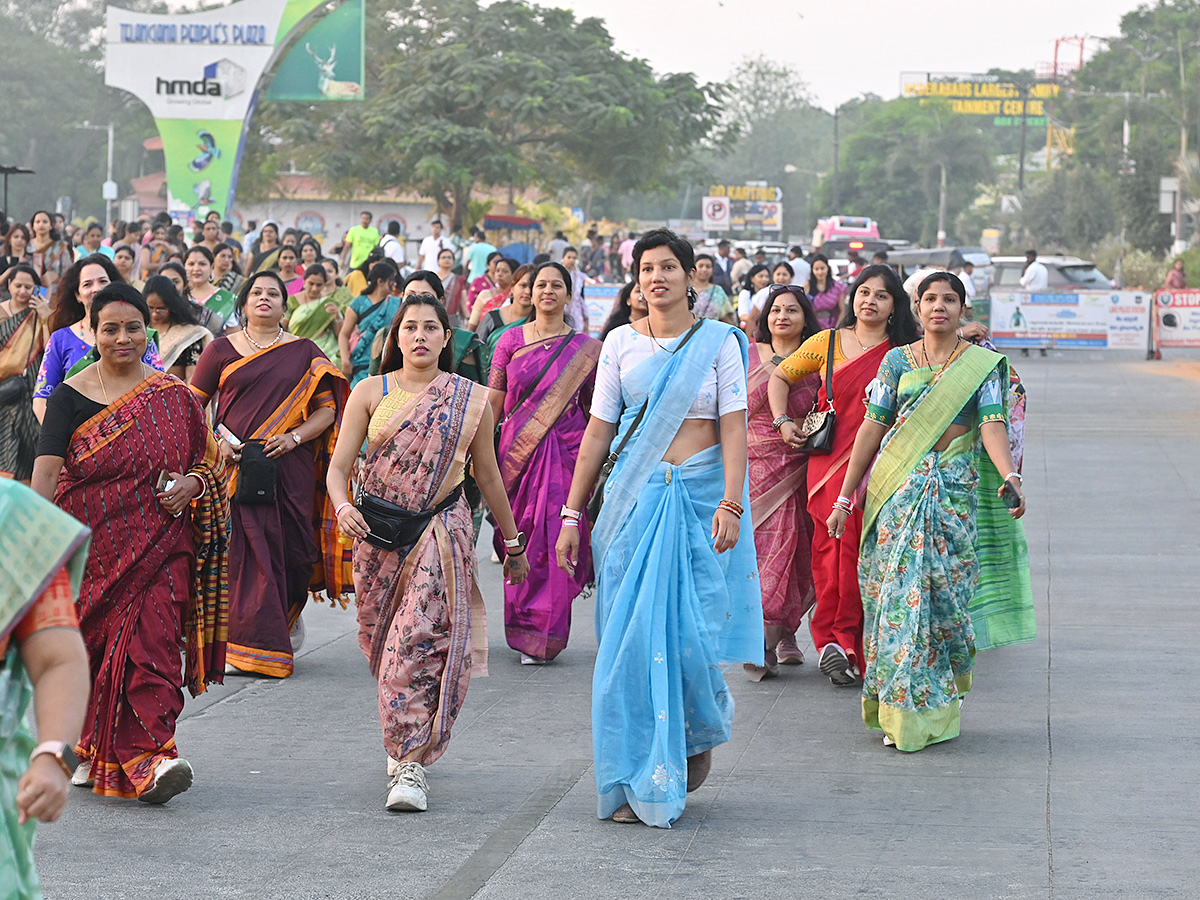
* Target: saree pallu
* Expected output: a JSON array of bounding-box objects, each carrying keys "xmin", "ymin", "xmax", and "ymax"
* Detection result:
[
  {"xmin": 806, "ymin": 340, "xmax": 891, "ymax": 667},
  {"xmin": 591, "ymin": 320, "xmax": 763, "ymax": 828},
  {"xmin": 0, "ymin": 308, "xmax": 44, "ymax": 481},
  {"xmin": 859, "ymin": 346, "xmax": 1033, "ymax": 752},
  {"xmin": 746, "ymin": 345, "xmax": 817, "ymax": 633},
  {"xmin": 493, "ymin": 332, "xmax": 600, "ymax": 659},
  {"xmin": 158, "ymin": 323, "xmax": 212, "ymax": 372},
  {"xmin": 352, "ymin": 373, "xmax": 488, "ymax": 766},
  {"xmin": 348, "ymin": 295, "xmax": 402, "ymax": 387},
  {"xmin": 192, "ymin": 339, "xmax": 349, "ymax": 677},
  {"xmin": 55, "ymin": 372, "xmax": 228, "ymax": 796},
  {"xmin": 287, "ymin": 293, "xmax": 349, "ymax": 367}
]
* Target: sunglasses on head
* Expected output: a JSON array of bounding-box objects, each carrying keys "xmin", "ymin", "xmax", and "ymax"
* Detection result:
[{"xmin": 767, "ymin": 283, "xmax": 809, "ymax": 301}]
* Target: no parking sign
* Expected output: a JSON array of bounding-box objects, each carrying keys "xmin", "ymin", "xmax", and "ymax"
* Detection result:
[{"xmin": 702, "ymin": 196, "xmax": 731, "ymax": 231}]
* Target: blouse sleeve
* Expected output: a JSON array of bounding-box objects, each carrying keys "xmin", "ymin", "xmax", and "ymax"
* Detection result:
[
  {"xmin": 776, "ymin": 330, "xmax": 830, "ymax": 385},
  {"xmin": 33, "ymin": 331, "xmax": 66, "ymax": 399},
  {"xmin": 36, "ymin": 385, "xmax": 82, "ymax": 458},
  {"xmin": 12, "ymin": 568, "xmax": 79, "ymax": 644},
  {"xmin": 189, "ymin": 338, "xmax": 225, "ymax": 405},
  {"xmin": 591, "ymin": 329, "xmax": 625, "ymax": 423},
  {"xmin": 977, "ymin": 364, "xmax": 1006, "ymax": 424},
  {"xmin": 488, "ymin": 328, "xmax": 516, "ymax": 392},
  {"xmin": 865, "ymin": 348, "xmax": 905, "ymax": 427},
  {"xmin": 715, "ymin": 331, "xmax": 748, "ymax": 416}
]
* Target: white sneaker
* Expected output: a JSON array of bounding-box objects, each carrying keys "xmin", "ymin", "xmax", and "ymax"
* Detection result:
[
  {"xmin": 520, "ymin": 654, "xmax": 547, "ymax": 665},
  {"xmin": 290, "ymin": 615, "xmax": 306, "ymax": 653},
  {"xmin": 386, "ymin": 762, "xmax": 428, "ymax": 812},
  {"xmin": 138, "ymin": 758, "xmax": 194, "ymax": 804},
  {"xmin": 70, "ymin": 761, "xmax": 94, "ymax": 787}
]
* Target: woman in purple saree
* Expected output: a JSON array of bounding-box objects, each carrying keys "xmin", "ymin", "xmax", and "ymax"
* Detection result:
[{"xmin": 489, "ymin": 262, "xmax": 601, "ymax": 664}]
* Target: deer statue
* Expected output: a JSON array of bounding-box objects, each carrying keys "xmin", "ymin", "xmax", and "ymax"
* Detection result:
[{"xmin": 305, "ymin": 43, "xmax": 363, "ymax": 99}]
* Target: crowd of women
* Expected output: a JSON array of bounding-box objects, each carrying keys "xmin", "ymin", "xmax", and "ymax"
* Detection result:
[{"xmin": 2, "ymin": 215, "xmax": 1035, "ymax": 894}]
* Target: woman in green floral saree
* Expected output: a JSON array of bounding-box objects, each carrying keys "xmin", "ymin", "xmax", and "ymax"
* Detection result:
[{"xmin": 828, "ymin": 271, "xmax": 1033, "ymax": 752}]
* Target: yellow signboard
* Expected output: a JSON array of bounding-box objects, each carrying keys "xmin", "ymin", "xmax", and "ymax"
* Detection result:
[{"xmin": 901, "ymin": 73, "xmax": 1059, "ymax": 118}]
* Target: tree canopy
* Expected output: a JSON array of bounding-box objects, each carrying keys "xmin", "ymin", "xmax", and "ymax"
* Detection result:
[{"xmin": 247, "ymin": 0, "xmax": 727, "ymax": 227}]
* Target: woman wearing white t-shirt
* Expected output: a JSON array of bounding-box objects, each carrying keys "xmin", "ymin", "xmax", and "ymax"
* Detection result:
[{"xmin": 556, "ymin": 229, "xmax": 764, "ymax": 829}]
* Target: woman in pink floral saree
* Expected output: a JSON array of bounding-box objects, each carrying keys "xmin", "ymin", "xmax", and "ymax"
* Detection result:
[{"xmin": 327, "ymin": 295, "xmax": 527, "ymax": 814}]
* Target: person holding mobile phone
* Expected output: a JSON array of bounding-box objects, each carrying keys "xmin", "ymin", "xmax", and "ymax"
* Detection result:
[
  {"xmin": 826, "ymin": 271, "xmax": 1034, "ymax": 753},
  {"xmin": 0, "ymin": 265, "xmax": 50, "ymax": 481}
]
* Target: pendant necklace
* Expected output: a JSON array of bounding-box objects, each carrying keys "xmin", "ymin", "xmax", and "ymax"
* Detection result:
[
  {"xmin": 921, "ymin": 335, "xmax": 962, "ymax": 376},
  {"xmin": 647, "ymin": 315, "xmax": 696, "ymax": 354},
  {"xmin": 532, "ymin": 321, "xmax": 567, "ymax": 350},
  {"xmin": 851, "ymin": 327, "xmax": 885, "ymax": 353},
  {"xmin": 243, "ymin": 324, "xmax": 284, "ymax": 351}
]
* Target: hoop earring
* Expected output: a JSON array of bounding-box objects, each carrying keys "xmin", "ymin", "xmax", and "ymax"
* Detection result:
[{"xmin": 888, "ymin": 314, "xmax": 893, "ymax": 324}]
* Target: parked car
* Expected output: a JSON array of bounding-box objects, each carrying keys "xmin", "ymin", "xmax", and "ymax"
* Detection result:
[
  {"xmin": 991, "ymin": 255, "xmax": 1112, "ymax": 291},
  {"xmin": 886, "ymin": 247, "xmax": 993, "ymax": 297}
]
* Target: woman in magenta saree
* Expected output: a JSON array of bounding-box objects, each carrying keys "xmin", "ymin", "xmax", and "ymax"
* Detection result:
[
  {"xmin": 489, "ymin": 263, "xmax": 601, "ymax": 663},
  {"xmin": 31, "ymin": 284, "xmax": 228, "ymax": 802},
  {"xmin": 190, "ymin": 271, "xmax": 350, "ymax": 678}
]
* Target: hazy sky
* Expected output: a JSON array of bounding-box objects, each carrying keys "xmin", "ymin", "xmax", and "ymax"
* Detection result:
[{"xmin": 560, "ymin": 0, "xmax": 1138, "ymax": 108}]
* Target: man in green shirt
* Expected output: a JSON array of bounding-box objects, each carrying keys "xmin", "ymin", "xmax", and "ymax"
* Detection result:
[{"xmin": 341, "ymin": 211, "xmax": 381, "ymax": 271}]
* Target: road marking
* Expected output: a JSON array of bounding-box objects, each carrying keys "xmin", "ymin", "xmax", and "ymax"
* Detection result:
[{"xmin": 428, "ymin": 758, "xmax": 591, "ymax": 900}]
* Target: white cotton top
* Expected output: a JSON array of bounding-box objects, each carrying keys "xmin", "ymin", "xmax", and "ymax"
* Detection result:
[{"xmin": 592, "ymin": 323, "xmax": 748, "ymax": 423}]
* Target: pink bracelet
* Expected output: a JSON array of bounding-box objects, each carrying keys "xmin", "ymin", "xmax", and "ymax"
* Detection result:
[
  {"xmin": 335, "ymin": 502, "xmax": 354, "ymax": 516},
  {"xmin": 561, "ymin": 519, "xmax": 580, "ymax": 528}
]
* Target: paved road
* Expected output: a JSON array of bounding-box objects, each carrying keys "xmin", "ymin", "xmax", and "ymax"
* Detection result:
[{"xmin": 34, "ymin": 353, "xmax": 1200, "ymax": 899}]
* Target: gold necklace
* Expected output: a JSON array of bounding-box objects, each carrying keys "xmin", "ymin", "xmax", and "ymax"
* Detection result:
[
  {"xmin": 921, "ymin": 335, "xmax": 962, "ymax": 375},
  {"xmin": 851, "ymin": 327, "xmax": 885, "ymax": 352},
  {"xmin": 97, "ymin": 362, "xmax": 148, "ymax": 404},
  {"xmin": 532, "ymin": 320, "xmax": 568, "ymax": 350}
]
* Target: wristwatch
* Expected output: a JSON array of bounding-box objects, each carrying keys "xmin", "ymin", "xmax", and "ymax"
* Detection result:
[
  {"xmin": 771, "ymin": 415, "xmax": 792, "ymax": 433},
  {"xmin": 291, "ymin": 431, "xmax": 303, "ymax": 445},
  {"xmin": 29, "ymin": 740, "xmax": 80, "ymax": 778},
  {"xmin": 503, "ymin": 531, "xmax": 526, "ymax": 555}
]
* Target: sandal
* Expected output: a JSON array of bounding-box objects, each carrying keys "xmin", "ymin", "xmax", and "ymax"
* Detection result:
[{"xmin": 611, "ymin": 803, "xmax": 640, "ymax": 824}]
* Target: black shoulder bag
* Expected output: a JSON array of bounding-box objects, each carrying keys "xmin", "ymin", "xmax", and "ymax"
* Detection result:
[
  {"xmin": 799, "ymin": 329, "xmax": 837, "ymax": 455},
  {"xmin": 233, "ymin": 439, "xmax": 279, "ymax": 505},
  {"xmin": 586, "ymin": 318, "xmax": 704, "ymax": 521}
]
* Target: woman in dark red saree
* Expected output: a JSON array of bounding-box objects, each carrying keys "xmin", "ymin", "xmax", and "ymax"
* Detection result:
[
  {"xmin": 32, "ymin": 283, "xmax": 228, "ymax": 804},
  {"xmin": 768, "ymin": 266, "xmax": 919, "ymax": 686},
  {"xmin": 190, "ymin": 271, "xmax": 350, "ymax": 678}
]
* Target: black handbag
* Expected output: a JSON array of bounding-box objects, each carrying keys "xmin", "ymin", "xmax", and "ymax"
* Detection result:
[
  {"xmin": 0, "ymin": 317, "xmax": 37, "ymax": 406},
  {"xmin": 586, "ymin": 319, "xmax": 704, "ymax": 521},
  {"xmin": 799, "ymin": 329, "xmax": 837, "ymax": 455},
  {"xmin": 356, "ymin": 484, "xmax": 463, "ymax": 552},
  {"xmin": 233, "ymin": 440, "xmax": 278, "ymax": 505}
]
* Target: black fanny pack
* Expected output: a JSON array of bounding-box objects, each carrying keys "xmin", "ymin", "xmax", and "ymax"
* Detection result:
[
  {"xmin": 234, "ymin": 440, "xmax": 278, "ymax": 505},
  {"xmin": 356, "ymin": 484, "xmax": 463, "ymax": 552}
]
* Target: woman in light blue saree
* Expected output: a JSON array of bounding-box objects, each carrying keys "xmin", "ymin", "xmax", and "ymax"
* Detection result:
[
  {"xmin": 556, "ymin": 229, "xmax": 763, "ymax": 828},
  {"xmin": 828, "ymin": 271, "xmax": 1033, "ymax": 752}
]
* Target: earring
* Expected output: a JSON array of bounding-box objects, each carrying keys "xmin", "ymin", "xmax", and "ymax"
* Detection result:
[{"xmin": 888, "ymin": 314, "xmax": 893, "ymax": 324}]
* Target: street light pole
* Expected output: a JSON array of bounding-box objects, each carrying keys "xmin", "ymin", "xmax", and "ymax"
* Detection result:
[
  {"xmin": 75, "ymin": 122, "xmax": 115, "ymax": 232},
  {"xmin": 832, "ymin": 105, "xmax": 840, "ymax": 210}
]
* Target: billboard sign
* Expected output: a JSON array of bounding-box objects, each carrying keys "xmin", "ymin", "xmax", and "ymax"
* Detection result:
[
  {"xmin": 989, "ymin": 290, "xmax": 1150, "ymax": 350},
  {"xmin": 901, "ymin": 72, "xmax": 1059, "ymax": 127},
  {"xmin": 264, "ymin": 0, "xmax": 364, "ymax": 101},
  {"xmin": 105, "ymin": 0, "xmax": 358, "ymax": 218},
  {"xmin": 1155, "ymin": 290, "xmax": 1200, "ymax": 348},
  {"xmin": 705, "ymin": 184, "xmax": 782, "ymax": 233}
]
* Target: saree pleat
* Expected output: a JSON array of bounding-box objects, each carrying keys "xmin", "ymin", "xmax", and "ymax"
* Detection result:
[
  {"xmin": 493, "ymin": 332, "xmax": 600, "ymax": 659},
  {"xmin": 590, "ymin": 320, "xmax": 762, "ymax": 828},
  {"xmin": 352, "ymin": 373, "xmax": 488, "ymax": 767},
  {"xmin": 55, "ymin": 372, "xmax": 228, "ymax": 796}
]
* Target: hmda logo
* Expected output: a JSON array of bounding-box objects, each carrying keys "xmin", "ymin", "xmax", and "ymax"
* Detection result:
[{"xmin": 156, "ymin": 59, "xmax": 246, "ymax": 99}]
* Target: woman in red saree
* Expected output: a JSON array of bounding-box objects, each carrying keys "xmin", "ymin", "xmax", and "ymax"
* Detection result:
[
  {"xmin": 768, "ymin": 266, "xmax": 919, "ymax": 686},
  {"xmin": 744, "ymin": 284, "xmax": 819, "ymax": 679},
  {"xmin": 190, "ymin": 271, "xmax": 350, "ymax": 678},
  {"xmin": 31, "ymin": 283, "xmax": 228, "ymax": 804},
  {"xmin": 489, "ymin": 262, "xmax": 601, "ymax": 664},
  {"xmin": 327, "ymin": 295, "xmax": 527, "ymax": 813}
]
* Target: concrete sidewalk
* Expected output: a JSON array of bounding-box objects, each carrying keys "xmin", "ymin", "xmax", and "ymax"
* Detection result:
[{"xmin": 34, "ymin": 353, "xmax": 1200, "ymax": 899}]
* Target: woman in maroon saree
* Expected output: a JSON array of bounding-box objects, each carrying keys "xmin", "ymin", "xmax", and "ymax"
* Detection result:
[
  {"xmin": 190, "ymin": 271, "xmax": 350, "ymax": 678},
  {"xmin": 32, "ymin": 283, "xmax": 228, "ymax": 803},
  {"xmin": 744, "ymin": 285, "xmax": 819, "ymax": 680},
  {"xmin": 768, "ymin": 266, "xmax": 919, "ymax": 686},
  {"xmin": 489, "ymin": 262, "xmax": 601, "ymax": 664}
]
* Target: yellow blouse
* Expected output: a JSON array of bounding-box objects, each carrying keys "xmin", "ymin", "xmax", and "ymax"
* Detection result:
[
  {"xmin": 366, "ymin": 378, "xmax": 463, "ymax": 487},
  {"xmin": 776, "ymin": 328, "xmax": 848, "ymax": 384}
]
